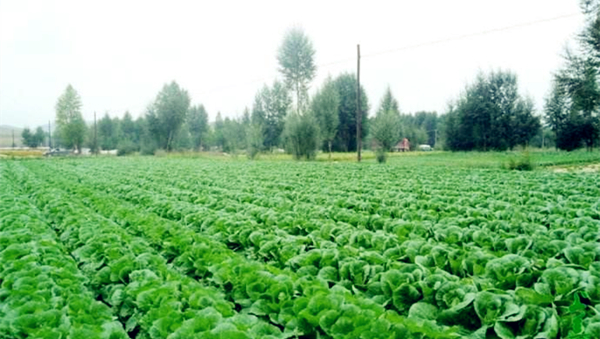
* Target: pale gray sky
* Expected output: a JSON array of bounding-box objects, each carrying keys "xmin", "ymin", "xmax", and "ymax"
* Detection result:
[{"xmin": 0, "ymin": 0, "xmax": 586, "ymax": 128}]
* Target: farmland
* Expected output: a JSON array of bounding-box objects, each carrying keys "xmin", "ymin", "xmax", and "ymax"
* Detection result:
[{"xmin": 1, "ymin": 156, "xmax": 599, "ymax": 338}]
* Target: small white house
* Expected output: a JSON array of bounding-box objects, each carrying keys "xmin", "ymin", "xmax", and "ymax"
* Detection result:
[{"xmin": 418, "ymin": 144, "xmax": 432, "ymax": 151}]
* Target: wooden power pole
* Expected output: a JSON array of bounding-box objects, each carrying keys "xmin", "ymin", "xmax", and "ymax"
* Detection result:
[
  {"xmin": 48, "ymin": 121, "xmax": 52, "ymax": 149},
  {"xmin": 356, "ymin": 44, "xmax": 361, "ymax": 162},
  {"xmin": 94, "ymin": 111, "xmax": 97, "ymax": 154},
  {"xmin": 541, "ymin": 131, "xmax": 545, "ymax": 149}
]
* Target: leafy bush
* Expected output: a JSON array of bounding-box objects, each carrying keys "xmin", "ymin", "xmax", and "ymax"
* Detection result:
[
  {"xmin": 371, "ymin": 110, "xmax": 400, "ymax": 163},
  {"xmin": 246, "ymin": 124, "xmax": 263, "ymax": 160},
  {"xmin": 140, "ymin": 141, "xmax": 158, "ymax": 155},
  {"xmin": 284, "ymin": 112, "xmax": 320, "ymax": 160},
  {"xmin": 116, "ymin": 140, "xmax": 138, "ymax": 156},
  {"xmin": 376, "ymin": 150, "xmax": 387, "ymax": 163},
  {"xmin": 507, "ymin": 149, "xmax": 534, "ymax": 171}
]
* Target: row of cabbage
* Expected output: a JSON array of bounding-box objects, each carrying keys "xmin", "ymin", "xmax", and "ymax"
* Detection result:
[
  {"xmin": 7, "ymin": 161, "xmax": 471, "ymax": 338},
  {"xmin": 17, "ymin": 158, "xmax": 600, "ymax": 338},
  {"xmin": 2, "ymin": 163, "xmax": 287, "ymax": 339},
  {"xmin": 0, "ymin": 169, "xmax": 128, "ymax": 338}
]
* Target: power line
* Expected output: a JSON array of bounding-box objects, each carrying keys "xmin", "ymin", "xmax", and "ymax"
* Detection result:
[
  {"xmin": 196, "ymin": 12, "xmax": 581, "ymax": 95},
  {"xmin": 197, "ymin": 75, "xmax": 277, "ymax": 95},
  {"xmin": 362, "ymin": 12, "xmax": 581, "ymax": 60},
  {"xmin": 94, "ymin": 12, "xmax": 583, "ymax": 117}
]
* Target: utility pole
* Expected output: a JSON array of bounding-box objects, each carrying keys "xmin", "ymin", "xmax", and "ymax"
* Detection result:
[
  {"xmin": 356, "ymin": 44, "xmax": 361, "ymax": 162},
  {"xmin": 541, "ymin": 130, "xmax": 545, "ymax": 149},
  {"xmin": 12, "ymin": 130, "xmax": 15, "ymax": 148},
  {"xmin": 94, "ymin": 111, "xmax": 97, "ymax": 155},
  {"xmin": 48, "ymin": 121, "xmax": 52, "ymax": 149}
]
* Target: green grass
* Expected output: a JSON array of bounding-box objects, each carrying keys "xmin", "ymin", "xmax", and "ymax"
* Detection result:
[
  {"xmin": 151, "ymin": 148, "xmax": 600, "ymax": 169},
  {"xmin": 380, "ymin": 149, "xmax": 600, "ymax": 169},
  {"xmin": 6, "ymin": 147, "xmax": 600, "ymax": 173}
]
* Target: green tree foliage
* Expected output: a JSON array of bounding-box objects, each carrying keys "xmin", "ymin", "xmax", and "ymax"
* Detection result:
[
  {"xmin": 86, "ymin": 125, "xmax": 98, "ymax": 154},
  {"xmin": 239, "ymin": 107, "xmax": 250, "ymax": 146},
  {"xmin": 371, "ymin": 88, "xmax": 402, "ymax": 162},
  {"xmin": 265, "ymin": 81, "xmax": 292, "ymax": 150},
  {"xmin": 98, "ymin": 113, "xmax": 119, "ymax": 150},
  {"xmin": 116, "ymin": 141, "xmax": 137, "ymax": 156},
  {"xmin": 55, "ymin": 84, "xmax": 87, "ymax": 152},
  {"xmin": 284, "ymin": 112, "xmax": 320, "ymax": 160},
  {"xmin": 250, "ymin": 97, "xmax": 266, "ymax": 153},
  {"xmin": 399, "ymin": 115, "xmax": 431, "ymax": 150},
  {"xmin": 146, "ymin": 81, "xmax": 191, "ymax": 151},
  {"xmin": 172, "ymin": 125, "xmax": 192, "ymax": 151},
  {"xmin": 222, "ymin": 117, "xmax": 242, "ymax": 153},
  {"xmin": 251, "ymin": 95, "xmax": 266, "ymax": 127},
  {"xmin": 242, "ymin": 107, "xmax": 251, "ymax": 125},
  {"xmin": 250, "ymin": 93, "xmax": 268, "ymax": 149},
  {"xmin": 378, "ymin": 111, "xmax": 441, "ymax": 150},
  {"xmin": 21, "ymin": 128, "xmax": 32, "ymax": 147},
  {"xmin": 213, "ymin": 112, "xmax": 225, "ymax": 150},
  {"xmin": 115, "ymin": 112, "xmax": 138, "ymax": 155},
  {"xmin": 545, "ymin": 1, "xmax": 600, "ymax": 151},
  {"xmin": 252, "ymin": 81, "xmax": 292, "ymax": 150},
  {"xmin": 377, "ymin": 87, "xmax": 400, "ymax": 116},
  {"xmin": 311, "ymin": 77, "xmax": 340, "ymax": 158},
  {"xmin": 246, "ymin": 123, "xmax": 264, "ymax": 159},
  {"xmin": 119, "ymin": 111, "xmax": 136, "ymax": 143},
  {"xmin": 204, "ymin": 114, "xmax": 246, "ymax": 154},
  {"xmin": 545, "ymin": 82, "xmax": 584, "ymax": 151},
  {"xmin": 204, "ymin": 130, "xmax": 217, "ymax": 150},
  {"xmin": 21, "ymin": 127, "xmax": 45, "ymax": 148},
  {"xmin": 414, "ymin": 111, "xmax": 439, "ymax": 147},
  {"xmin": 445, "ymin": 70, "xmax": 541, "ymax": 151},
  {"xmin": 51, "ymin": 130, "xmax": 62, "ymax": 149},
  {"xmin": 34, "ymin": 127, "xmax": 46, "ymax": 147},
  {"xmin": 138, "ymin": 114, "xmax": 158, "ymax": 155},
  {"xmin": 188, "ymin": 105, "xmax": 209, "ymax": 151},
  {"xmin": 277, "ymin": 27, "xmax": 316, "ymax": 113},
  {"xmin": 371, "ymin": 113, "xmax": 401, "ymax": 163},
  {"xmin": 529, "ymin": 127, "xmax": 556, "ymax": 149},
  {"xmin": 134, "ymin": 116, "xmax": 146, "ymax": 145},
  {"xmin": 331, "ymin": 73, "xmax": 369, "ymax": 152},
  {"xmin": 512, "ymin": 98, "xmax": 540, "ymax": 147}
]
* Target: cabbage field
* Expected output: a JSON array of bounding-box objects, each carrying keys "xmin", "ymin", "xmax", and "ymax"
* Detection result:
[{"xmin": 1, "ymin": 157, "xmax": 599, "ymax": 338}]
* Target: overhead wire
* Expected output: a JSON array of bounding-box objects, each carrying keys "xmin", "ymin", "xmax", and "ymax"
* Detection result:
[
  {"xmin": 105, "ymin": 12, "xmax": 583, "ymax": 117},
  {"xmin": 362, "ymin": 12, "xmax": 581, "ymax": 59},
  {"xmin": 195, "ymin": 12, "xmax": 581, "ymax": 95}
]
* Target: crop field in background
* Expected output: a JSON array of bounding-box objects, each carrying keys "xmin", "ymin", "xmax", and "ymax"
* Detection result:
[
  {"xmin": 140, "ymin": 148, "xmax": 600, "ymax": 167},
  {"xmin": 1, "ymin": 155, "xmax": 599, "ymax": 338}
]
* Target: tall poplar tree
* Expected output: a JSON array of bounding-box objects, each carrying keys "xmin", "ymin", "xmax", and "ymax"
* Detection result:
[
  {"xmin": 311, "ymin": 77, "xmax": 340, "ymax": 158},
  {"xmin": 55, "ymin": 84, "xmax": 86, "ymax": 153},
  {"xmin": 277, "ymin": 27, "xmax": 316, "ymax": 113},
  {"xmin": 146, "ymin": 81, "xmax": 190, "ymax": 151}
]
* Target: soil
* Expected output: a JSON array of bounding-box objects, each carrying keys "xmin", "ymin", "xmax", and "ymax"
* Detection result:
[{"xmin": 552, "ymin": 163, "xmax": 600, "ymax": 173}]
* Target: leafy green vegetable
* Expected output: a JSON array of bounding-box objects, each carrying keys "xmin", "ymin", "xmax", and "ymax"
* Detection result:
[{"xmin": 3, "ymin": 155, "xmax": 600, "ymax": 339}]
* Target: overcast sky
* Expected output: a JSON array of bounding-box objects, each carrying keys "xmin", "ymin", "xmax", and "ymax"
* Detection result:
[{"xmin": 0, "ymin": 0, "xmax": 586, "ymax": 128}]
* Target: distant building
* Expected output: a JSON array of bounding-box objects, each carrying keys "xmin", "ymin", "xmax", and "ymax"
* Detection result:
[
  {"xmin": 394, "ymin": 138, "xmax": 410, "ymax": 152},
  {"xmin": 419, "ymin": 144, "xmax": 432, "ymax": 151}
]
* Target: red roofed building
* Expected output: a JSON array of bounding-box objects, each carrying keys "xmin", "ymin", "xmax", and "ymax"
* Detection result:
[{"xmin": 394, "ymin": 138, "xmax": 410, "ymax": 152}]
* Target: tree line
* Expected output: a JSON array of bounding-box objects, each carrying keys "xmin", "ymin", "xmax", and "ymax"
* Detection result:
[
  {"xmin": 43, "ymin": 1, "xmax": 599, "ymax": 158},
  {"xmin": 545, "ymin": 0, "xmax": 600, "ymax": 151}
]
